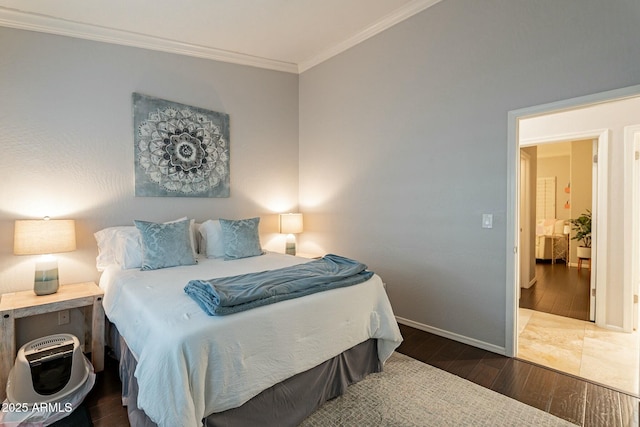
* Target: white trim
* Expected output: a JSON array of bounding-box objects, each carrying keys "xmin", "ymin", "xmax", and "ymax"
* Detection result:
[
  {"xmin": 593, "ymin": 134, "xmax": 609, "ymax": 325},
  {"xmin": 505, "ymin": 84, "xmax": 640, "ymax": 358},
  {"xmin": 0, "ymin": 0, "xmax": 443, "ymax": 75},
  {"xmin": 396, "ymin": 316, "xmax": 506, "ymax": 356},
  {"xmin": 624, "ymin": 125, "xmax": 640, "ymax": 332},
  {"xmin": 298, "ymin": 0, "xmax": 443, "ymax": 73},
  {"xmin": 0, "ymin": 7, "xmax": 299, "ymax": 74},
  {"xmin": 506, "ymin": 108, "xmax": 519, "ymax": 357},
  {"xmin": 521, "ymin": 130, "xmax": 605, "ymax": 146}
]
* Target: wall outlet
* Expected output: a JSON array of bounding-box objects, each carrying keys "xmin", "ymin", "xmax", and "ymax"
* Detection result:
[{"xmin": 58, "ymin": 310, "xmax": 70, "ymax": 325}]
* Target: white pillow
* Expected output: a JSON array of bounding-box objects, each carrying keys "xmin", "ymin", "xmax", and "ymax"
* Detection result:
[
  {"xmin": 94, "ymin": 226, "xmax": 133, "ymax": 271},
  {"xmin": 114, "ymin": 227, "xmax": 143, "ymax": 269},
  {"xmin": 199, "ymin": 220, "xmax": 225, "ymax": 258},
  {"xmin": 94, "ymin": 218, "xmax": 197, "ymax": 270}
]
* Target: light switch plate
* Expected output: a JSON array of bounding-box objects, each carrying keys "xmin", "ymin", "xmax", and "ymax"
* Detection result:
[{"xmin": 482, "ymin": 214, "xmax": 493, "ymax": 229}]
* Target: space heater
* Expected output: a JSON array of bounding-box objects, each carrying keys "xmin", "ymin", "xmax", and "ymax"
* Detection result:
[{"xmin": 6, "ymin": 334, "xmax": 90, "ymax": 404}]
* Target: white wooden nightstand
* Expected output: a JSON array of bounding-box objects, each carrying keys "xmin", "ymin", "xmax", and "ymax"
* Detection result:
[{"xmin": 0, "ymin": 282, "xmax": 105, "ymax": 400}]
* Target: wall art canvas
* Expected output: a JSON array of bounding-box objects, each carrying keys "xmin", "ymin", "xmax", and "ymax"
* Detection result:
[{"xmin": 133, "ymin": 93, "xmax": 230, "ymax": 197}]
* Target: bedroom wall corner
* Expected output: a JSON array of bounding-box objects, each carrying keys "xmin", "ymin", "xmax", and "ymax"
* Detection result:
[{"xmin": 0, "ymin": 27, "xmax": 300, "ymax": 296}]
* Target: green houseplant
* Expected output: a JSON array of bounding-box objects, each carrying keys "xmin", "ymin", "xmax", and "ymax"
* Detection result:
[{"xmin": 570, "ymin": 209, "xmax": 591, "ymax": 259}]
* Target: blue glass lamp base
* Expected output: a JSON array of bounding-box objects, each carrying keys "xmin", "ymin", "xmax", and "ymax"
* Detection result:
[
  {"xmin": 34, "ymin": 259, "xmax": 60, "ymax": 296},
  {"xmin": 285, "ymin": 242, "xmax": 296, "ymax": 256}
]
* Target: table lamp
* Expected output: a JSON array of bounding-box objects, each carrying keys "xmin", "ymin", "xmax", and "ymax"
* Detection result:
[
  {"xmin": 14, "ymin": 217, "xmax": 76, "ymax": 295},
  {"xmin": 279, "ymin": 213, "xmax": 303, "ymax": 256}
]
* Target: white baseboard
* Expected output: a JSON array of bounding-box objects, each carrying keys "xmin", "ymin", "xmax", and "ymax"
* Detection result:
[
  {"xmin": 521, "ymin": 276, "xmax": 537, "ymax": 289},
  {"xmin": 396, "ymin": 316, "xmax": 507, "ymax": 356}
]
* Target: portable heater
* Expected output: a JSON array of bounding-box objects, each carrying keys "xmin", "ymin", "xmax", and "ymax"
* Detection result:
[{"xmin": 6, "ymin": 334, "xmax": 90, "ymax": 404}]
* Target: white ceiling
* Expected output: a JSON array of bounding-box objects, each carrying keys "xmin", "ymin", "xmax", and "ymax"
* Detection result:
[{"xmin": 0, "ymin": 0, "xmax": 442, "ymax": 73}]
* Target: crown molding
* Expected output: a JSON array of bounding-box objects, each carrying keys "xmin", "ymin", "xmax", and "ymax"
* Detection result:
[
  {"xmin": 0, "ymin": 7, "xmax": 299, "ymax": 74},
  {"xmin": 0, "ymin": 0, "xmax": 442, "ymax": 75},
  {"xmin": 298, "ymin": 0, "xmax": 443, "ymax": 73}
]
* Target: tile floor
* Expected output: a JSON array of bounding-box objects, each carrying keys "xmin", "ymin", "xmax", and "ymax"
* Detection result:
[{"xmin": 518, "ymin": 308, "xmax": 640, "ymax": 395}]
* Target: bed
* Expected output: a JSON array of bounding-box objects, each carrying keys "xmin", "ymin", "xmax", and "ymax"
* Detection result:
[
  {"xmin": 535, "ymin": 218, "xmax": 568, "ymax": 262},
  {"xmin": 95, "ymin": 217, "xmax": 403, "ymax": 427}
]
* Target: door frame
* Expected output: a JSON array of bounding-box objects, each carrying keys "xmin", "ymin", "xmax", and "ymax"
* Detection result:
[
  {"xmin": 624, "ymin": 124, "xmax": 640, "ymax": 331},
  {"xmin": 505, "ymin": 84, "xmax": 640, "ymax": 357},
  {"xmin": 519, "ymin": 132, "xmax": 606, "ymax": 324}
]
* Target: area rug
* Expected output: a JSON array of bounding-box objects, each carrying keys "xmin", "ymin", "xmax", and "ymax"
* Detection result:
[{"xmin": 300, "ymin": 352, "xmax": 576, "ymax": 426}]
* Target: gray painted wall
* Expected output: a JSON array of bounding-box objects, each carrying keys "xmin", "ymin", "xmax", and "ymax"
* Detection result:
[
  {"xmin": 299, "ymin": 0, "xmax": 640, "ymax": 349},
  {"xmin": 0, "ymin": 27, "xmax": 300, "ymax": 294}
]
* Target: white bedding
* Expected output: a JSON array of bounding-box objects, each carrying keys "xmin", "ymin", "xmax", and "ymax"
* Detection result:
[{"xmin": 99, "ymin": 252, "xmax": 403, "ymax": 427}]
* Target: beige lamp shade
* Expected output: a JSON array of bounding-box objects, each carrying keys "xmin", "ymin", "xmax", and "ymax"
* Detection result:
[
  {"xmin": 279, "ymin": 213, "xmax": 303, "ymax": 234},
  {"xmin": 14, "ymin": 219, "xmax": 77, "ymax": 255}
]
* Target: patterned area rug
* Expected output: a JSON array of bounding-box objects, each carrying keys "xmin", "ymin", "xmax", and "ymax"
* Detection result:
[{"xmin": 300, "ymin": 352, "xmax": 576, "ymax": 426}]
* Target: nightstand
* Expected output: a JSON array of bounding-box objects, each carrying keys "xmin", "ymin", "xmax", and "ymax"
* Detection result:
[{"xmin": 0, "ymin": 282, "xmax": 105, "ymax": 400}]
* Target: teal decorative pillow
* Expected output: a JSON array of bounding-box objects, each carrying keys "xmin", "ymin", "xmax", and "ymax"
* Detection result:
[
  {"xmin": 134, "ymin": 219, "xmax": 197, "ymax": 270},
  {"xmin": 219, "ymin": 217, "xmax": 263, "ymax": 260}
]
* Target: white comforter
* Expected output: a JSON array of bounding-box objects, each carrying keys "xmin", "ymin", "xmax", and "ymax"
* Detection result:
[{"xmin": 99, "ymin": 252, "xmax": 403, "ymax": 427}]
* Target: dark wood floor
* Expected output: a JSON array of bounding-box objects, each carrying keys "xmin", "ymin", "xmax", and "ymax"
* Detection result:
[
  {"xmin": 83, "ymin": 353, "xmax": 130, "ymax": 427},
  {"xmin": 520, "ymin": 261, "xmax": 591, "ymax": 321},
  {"xmin": 397, "ymin": 324, "xmax": 639, "ymax": 427},
  {"xmin": 82, "ymin": 324, "xmax": 638, "ymax": 427}
]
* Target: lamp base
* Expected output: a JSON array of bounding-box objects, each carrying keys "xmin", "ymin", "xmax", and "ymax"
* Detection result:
[
  {"xmin": 285, "ymin": 242, "xmax": 296, "ymax": 256},
  {"xmin": 285, "ymin": 234, "xmax": 297, "ymax": 256},
  {"xmin": 34, "ymin": 258, "xmax": 60, "ymax": 296},
  {"xmin": 34, "ymin": 280, "xmax": 59, "ymax": 296}
]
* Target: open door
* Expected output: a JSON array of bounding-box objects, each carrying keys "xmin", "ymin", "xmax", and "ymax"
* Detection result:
[
  {"xmin": 590, "ymin": 138, "xmax": 598, "ymax": 322},
  {"xmin": 625, "ymin": 125, "xmax": 640, "ymax": 331},
  {"xmin": 519, "ymin": 151, "xmax": 531, "ymax": 293},
  {"xmin": 634, "ymin": 129, "xmax": 640, "ymax": 331}
]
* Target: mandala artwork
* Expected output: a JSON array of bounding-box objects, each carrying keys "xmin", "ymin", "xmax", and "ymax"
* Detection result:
[{"xmin": 133, "ymin": 93, "xmax": 230, "ymax": 197}]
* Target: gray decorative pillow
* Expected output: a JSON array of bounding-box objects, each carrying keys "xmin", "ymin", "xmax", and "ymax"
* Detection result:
[
  {"xmin": 134, "ymin": 219, "xmax": 197, "ymax": 270},
  {"xmin": 219, "ymin": 217, "xmax": 263, "ymax": 260}
]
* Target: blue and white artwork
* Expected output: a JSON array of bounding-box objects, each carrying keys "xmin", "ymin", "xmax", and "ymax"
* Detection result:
[{"xmin": 133, "ymin": 93, "xmax": 230, "ymax": 197}]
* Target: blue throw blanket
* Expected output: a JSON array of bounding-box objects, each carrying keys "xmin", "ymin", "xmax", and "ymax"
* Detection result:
[{"xmin": 184, "ymin": 254, "xmax": 374, "ymax": 316}]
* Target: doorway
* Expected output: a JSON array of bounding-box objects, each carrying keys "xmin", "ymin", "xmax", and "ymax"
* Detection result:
[
  {"xmin": 519, "ymin": 140, "xmax": 594, "ymax": 322},
  {"xmin": 505, "ymin": 85, "xmax": 640, "ymax": 395}
]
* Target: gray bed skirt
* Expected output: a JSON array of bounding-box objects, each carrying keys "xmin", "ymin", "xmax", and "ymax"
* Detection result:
[{"xmin": 113, "ymin": 325, "xmax": 381, "ymax": 427}]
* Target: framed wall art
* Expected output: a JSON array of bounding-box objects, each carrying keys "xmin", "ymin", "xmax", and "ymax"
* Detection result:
[{"xmin": 133, "ymin": 93, "xmax": 230, "ymax": 197}]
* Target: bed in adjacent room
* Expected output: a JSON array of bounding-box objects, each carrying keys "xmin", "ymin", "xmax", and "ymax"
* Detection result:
[
  {"xmin": 535, "ymin": 218, "xmax": 568, "ymax": 262},
  {"xmin": 94, "ymin": 217, "xmax": 403, "ymax": 427}
]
